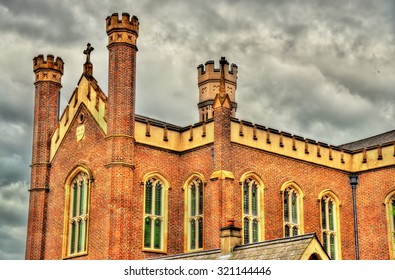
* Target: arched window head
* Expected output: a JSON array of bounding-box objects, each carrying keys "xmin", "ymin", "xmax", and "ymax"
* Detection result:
[
  {"xmin": 63, "ymin": 167, "xmax": 91, "ymax": 259},
  {"xmin": 281, "ymin": 182, "xmax": 304, "ymax": 238},
  {"xmin": 184, "ymin": 175, "xmax": 204, "ymax": 251},
  {"xmin": 320, "ymin": 194, "xmax": 339, "ymax": 259},
  {"xmin": 143, "ymin": 174, "xmax": 169, "ymax": 252},
  {"xmin": 241, "ymin": 174, "xmax": 264, "ymax": 244}
]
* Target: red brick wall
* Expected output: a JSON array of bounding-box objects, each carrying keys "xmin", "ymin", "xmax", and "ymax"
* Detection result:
[
  {"xmin": 32, "ymin": 102, "xmax": 395, "ymax": 260},
  {"xmin": 45, "ymin": 105, "xmax": 109, "ymax": 259},
  {"xmin": 231, "ymin": 143, "xmax": 356, "ymax": 259},
  {"xmin": 39, "ymin": 117, "xmax": 395, "ymax": 260},
  {"xmin": 357, "ymin": 169, "xmax": 394, "ymax": 260}
]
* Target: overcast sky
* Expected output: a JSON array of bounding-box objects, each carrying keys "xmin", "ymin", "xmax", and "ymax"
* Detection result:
[{"xmin": 0, "ymin": 0, "xmax": 394, "ymax": 259}]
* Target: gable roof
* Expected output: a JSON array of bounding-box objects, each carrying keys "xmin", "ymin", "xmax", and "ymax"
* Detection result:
[
  {"xmin": 151, "ymin": 233, "xmax": 330, "ymax": 260},
  {"xmin": 339, "ymin": 130, "xmax": 395, "ymax": 151}
]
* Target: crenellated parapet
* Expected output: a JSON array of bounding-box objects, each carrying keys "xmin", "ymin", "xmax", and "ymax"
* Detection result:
[
  {"xmin": 33, "ymin": 54, "xmax": 64, "ymax": 84},
  {"xmin": 197, "ymin": 60, "xmax": 238, "ymax": 85},
  {"xmin": 106, "ymin": 13, "xmax": 139, "ymax": 47},
  {"xmin": 134, "ymin": 116, "xmax": 214, "ymax": 152},
  {"xmin": 197, "ymin": 58, "xmax": 238, "ymax": 121},
  {"xmin": 230, "ymin": 118, "xmax": 395, "ymax": 172}
]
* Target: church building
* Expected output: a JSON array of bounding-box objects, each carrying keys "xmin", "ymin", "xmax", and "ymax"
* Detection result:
[{"xmin": 25, "ymin": 12, "xmax": 395, "ymax": 260}]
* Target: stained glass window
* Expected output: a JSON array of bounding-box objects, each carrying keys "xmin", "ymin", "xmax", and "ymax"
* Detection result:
[
  {"xmin": 191, "ymin": 185, "xmax": 196, "ymax": 216},
  {"xmin": 190, "ymin": 220, "xmax": 196, "ymax": 250},
  {"xmin": 292, "ymin": 226, "xmax": 298, "ymax": 236},
  {"xmin": 154, "ymin": 182, "xmax": 162, "ymax": 216},
  {"xmin": 242, "ymin": 176, "xmax": 261, "ymax": 244},
  {"xmin": 154, "ymin": 219, "xmax": 161, "ymax": 249},
  {"xmin": 291, "ymin": 192, "xmax": 297, "ymax": 224},
  {"xmin": 143, "ymin": 177, "xmax": 165, "ymax": 251},
  {"xmin": 252, "ymin": 219, "xmax": 259, "ymax": 243},
  {"xmin": 66, "ymin": 171, "xmax": 90, "ymax": 257},
  {"xmin": 188, "ymin": 177, "xmax": 204, "ymax": 251},
  {"xmin": 321, "ymin": 195, "xmax": 338, "ymax": 259},
  {"xmin": 392, "ymin": 199, "xmax": 395, "ymax": 234},
  {"xmin": 243, "ymin": 183, "xmax": 249, "ymax": 215},
  {"xmin": 144, "ymin": 217, "xmax": 152, "ymax": 247},
  {"xmin": 387, "ymin": 196, "xmax": 395, "ymax": 259},
  {"xmin": 329, "ymin": 200, "xmax": 334, "ymax": 231},
  {"xmin": 330, "ymin": 234, "xmax": 335, "ymax": 258},
  {"xmin": 284, "ymin": 190, "xmax": 289, "ymax": 222},
  {"xmin": 145, "ymin": 180, "xmax": 153, "ymax": 214},
  {"xmin": 321, "ymin": 198, "xmax": 326, "ymax": 229},
  {"xmin": 252, "ymin": 183, "xmax": 258, "ymax": 216},
  {"xmin": 244, "ymin": 218, "xmax": 250, "ymax": 244},
  {"xmin": 285, "ymin": 224, "xmax": 290, "ymax": 237},
  {"xmin": 198, "ymin": 218, "xmax": 203, "ymax": 249},
  {"xmin": 283, "ymin": 186, "xmax": 301, "ymax": 238}
]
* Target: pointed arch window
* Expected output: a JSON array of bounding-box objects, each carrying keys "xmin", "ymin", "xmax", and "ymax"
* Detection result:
[
  {"xmin": 242, "ymin": 176, "xmax": 263, "ymax": 244},
  {"xmin": 282, "ymin": 183, "xmax": 303, "ymax": 238},
  {"xmin": 385, "ymin": 191, "xmax": 395, "ymax": 259},
  {"xmin": 320, "ymin": 194, "xmax": 340, "ymax": 259},
  {"xmin": 63, "ymin": 169, "xmax": 91, "ymax": 258},
  {"xmin": 186, "ymin": 177, "xmax": 204, "ymax": 251},
  {"xmin": 143, "ymin": 175, "xmax": 168, "ymax": 252}
]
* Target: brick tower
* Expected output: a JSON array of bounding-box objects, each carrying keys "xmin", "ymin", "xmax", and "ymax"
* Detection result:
[
  {"xmin": 205, "ymin": 57, "xmax": 238, "ymax": 248},
  {"xmin": 197, "ymin": 59, "xmax": 237, "ymax": 121},
  {"xmin": 26, "ymin": 55, "xmax": 64, "ymax": 259},
  {"xmin": 105, "ymin": 13, "xmax": 139, "ymax": 259}
]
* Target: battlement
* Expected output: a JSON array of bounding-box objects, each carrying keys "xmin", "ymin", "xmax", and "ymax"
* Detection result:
[
  {"xmin": 106, "ymin": 13, "xmax": 139, "ymax": 35},
  {"xmin": 33, "ymin": 54, "xmax": 64, "ymax": 74},
  {"xmin": 197, "ymin": 58, "xmax": 238, "ymax": 86},
  {"xmin": 33, "ymin": 54, "xmax": 64, "ymax": 84},
  {"xmin": 230, "ymin": 118, "xmax": 395, "ymax": 172}
]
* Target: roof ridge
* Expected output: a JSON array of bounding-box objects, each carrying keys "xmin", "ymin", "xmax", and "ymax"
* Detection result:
[{"xmin": 233, "ymin": 233, "xmax": 316, "ymax": 251}]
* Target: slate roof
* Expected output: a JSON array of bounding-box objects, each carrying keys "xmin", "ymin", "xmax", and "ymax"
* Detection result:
[
  {"xmin": 151, "ymin": 233, "xmax": 329, "ymax": 260},
  {"xmin": 339, "ymin": 130, "xmax": 395, "ymax": 151}
]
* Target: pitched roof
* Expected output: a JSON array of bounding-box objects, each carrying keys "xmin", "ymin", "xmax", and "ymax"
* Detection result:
[
  {"xmin": 339, "ymin": 130, "xmax": 395, "ymax": 151},
  {"xmin": 151, "ymin": 233, "xmax": 330, "ymax": 260}
]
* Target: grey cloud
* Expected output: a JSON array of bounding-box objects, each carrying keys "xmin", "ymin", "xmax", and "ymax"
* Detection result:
[{"xmin": 0, "ymin": 181, "xmax": 28, "ymax": 260}]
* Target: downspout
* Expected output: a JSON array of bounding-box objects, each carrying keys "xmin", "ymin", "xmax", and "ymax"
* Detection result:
[{"xmin": 349, "ymin": 174, "xmax": 360, "ymax": 260}]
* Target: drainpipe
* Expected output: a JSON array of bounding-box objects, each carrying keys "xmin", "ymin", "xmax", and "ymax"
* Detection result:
[{"xmin": 349, "ymin": 174, "xmax": 360, "ymax": 260}]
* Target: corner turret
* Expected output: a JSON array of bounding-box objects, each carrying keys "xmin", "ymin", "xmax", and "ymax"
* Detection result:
[
  {"xmin": 197, "ymin": 57, "xmax": 238, "ymax": 121},
  {"xmin": 105, "ymin": 12, "xmax": 139, "ymax": 259},
  {"xmin": 26, "ymin": 54, "xmax": 64, "ymax": 259}
]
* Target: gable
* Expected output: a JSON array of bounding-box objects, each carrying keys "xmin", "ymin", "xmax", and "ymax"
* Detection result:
[{"xmin": 50, "ymin": 75, "xmax": 107, "ymax": 161}]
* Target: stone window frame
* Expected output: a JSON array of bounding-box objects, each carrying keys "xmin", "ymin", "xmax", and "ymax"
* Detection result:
[
  {"xmin": 142, "ymin": 172, "xmax": 169, "ymax": 253},
  {"xmin": 317, "ymin": 189, "xmax": 342, "ymax": 260},
  {"xmin": 183, "ymin": 173, "xmax": 205, "ymax": 252},
  {"xmin": 384, "ymin": 190, "xmax": 395, "ymax": 260},
  {"xmin": 280, "ymin": 181, "xmax": 304, "ymax": 238},
  {"xmin": 240, "ymin": 172, "xmax": 265, "ymax": 245},
  {"xmin": 62, "ymin": 165, "xmax": 92, "ymax": 259}
]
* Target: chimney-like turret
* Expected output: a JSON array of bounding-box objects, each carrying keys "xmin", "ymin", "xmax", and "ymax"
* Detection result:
[
  {"xmin": 106, "ymin": 12, "xmax": 139, "ymax": 140},
  {"xmin": 220, "ymin": 219, "xmax": 242, "ymax": 254},
  {"xmin": 26, "ymin": 54, "xmax": 64, "ymax": 259},
  {"xmin": 197, "ymin": 58, "xmax": 238, "ymax": 122},
  {"xmin": 105, "ymin": 12, "xmax": 139, "ymax": 259}
]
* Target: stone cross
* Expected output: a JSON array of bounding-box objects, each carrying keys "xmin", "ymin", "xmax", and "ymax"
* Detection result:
[{"xmin": 83, "ymin": 43, "xmax": 94, "ymax": 63}]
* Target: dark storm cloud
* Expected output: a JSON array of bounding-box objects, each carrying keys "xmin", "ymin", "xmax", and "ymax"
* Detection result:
[
  {"xmin": 0, "ymin": 182, "xmax": 28, "ymax": 259},
  {"xmin": 0, "ymin": 0, "xmax": 394, "ymax": 259},
  {"xmin": 0, "ymin": 0, "xmax": 102, "ymax": 46}
]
